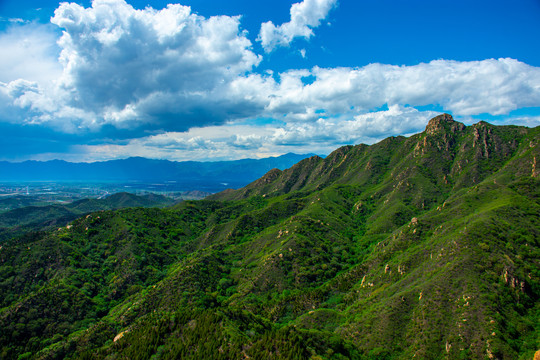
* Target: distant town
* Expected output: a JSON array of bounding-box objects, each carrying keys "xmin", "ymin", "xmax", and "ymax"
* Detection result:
[{"xmin": 0, "ymin": 182, "xmax": 210, "ymax": 212}]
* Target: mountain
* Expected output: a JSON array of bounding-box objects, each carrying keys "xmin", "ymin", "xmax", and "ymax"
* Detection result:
[
  {"xmin": 0, "ymin": 114, "xmax": 538, "ymax": 359},
  {"xmin": 0, "ymin": 192, "xmax": 176, "ymax": 241},
  {"xmin": 0, "ymin": 153, "xmax": 315, "ymax": 192}
]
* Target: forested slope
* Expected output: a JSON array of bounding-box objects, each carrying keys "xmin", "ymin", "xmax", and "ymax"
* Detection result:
[{"xmin": 0, "ymin": 192, "xmax": 176, "ymax": 241}]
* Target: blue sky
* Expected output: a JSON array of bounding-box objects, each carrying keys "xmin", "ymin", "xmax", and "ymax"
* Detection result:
[{"xmin": 1, "ymin": 0, "xmax": 539, "ymax": 162}]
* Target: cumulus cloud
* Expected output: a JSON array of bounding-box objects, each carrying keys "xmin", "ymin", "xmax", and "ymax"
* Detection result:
[
  {"xmin": 10, "ymin": 102, "xmax": 539, "ymax": 162},
  {"xmin": 51, "ymin": 0, "xmax": 260, "ymax": 109},
  {"xmin": 3, "ymin": 25, "xmax": 540, "ymax": 135},
  {"xmin": 2, "ymin": 0, "xmax": 262, "ymax": 131},
  {"xmin": 258, "ymin": 0, "xmax": 337, "ymax": 52},
  {"xmin": 258, "ymin": 58, "xmax": 540, "ymax": 120}
]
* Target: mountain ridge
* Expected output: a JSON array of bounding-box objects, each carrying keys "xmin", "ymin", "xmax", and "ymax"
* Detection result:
[{"xmin": 211, "ymin": 114, "xmax": 537, "ymax": 201}]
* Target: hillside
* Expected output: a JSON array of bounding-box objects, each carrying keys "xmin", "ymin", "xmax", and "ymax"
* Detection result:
[
  {"xmin": 0, "ymin": 192, "xmax": 176, "ymax": 241},
  {"xmin": 0, "ymin": 114, "xmax": 538, "ymax": 359}
]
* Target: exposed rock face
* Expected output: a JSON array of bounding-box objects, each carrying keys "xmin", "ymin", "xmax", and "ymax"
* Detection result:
[
  {"xmin": 113, "ymin": 330, "xmax": 129, "ymax": 342},
  {"xmin": 425, "ymin": 113, "xmax": 465, "ymax": 135}
]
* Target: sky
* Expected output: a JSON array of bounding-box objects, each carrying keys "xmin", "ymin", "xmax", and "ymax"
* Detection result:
[{"xmin": 1, "ymin": 0, "xmax": 540, "ymax": 162}]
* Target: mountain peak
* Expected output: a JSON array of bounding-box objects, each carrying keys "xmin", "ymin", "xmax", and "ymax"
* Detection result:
[{"xmin": 425, "ymin": 113, "xmax": 465, "ymax": 135}]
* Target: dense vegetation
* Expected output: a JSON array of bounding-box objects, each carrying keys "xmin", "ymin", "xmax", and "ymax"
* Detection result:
[
  {"xmin": 0, "ymin": 114, "xmax": 538, "ymax": 359},
  {"xmin": 0, "ymin": 192, "xmax": 176, "ymax": 241}
]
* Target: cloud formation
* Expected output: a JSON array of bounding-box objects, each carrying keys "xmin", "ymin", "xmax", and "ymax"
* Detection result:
[
  {"xmin": 71, "ymin": 105, "xmax": 439, "ymax": 162},
  {"xmin": 258, "ymin": 0, "xmax": 337, "ymax": 52},
  {"xmin": 2, "ymin": 20, "xmax": 539, "ymax": 133},
  {"xmin": 52, "ymin": 0, "xmax": 260, "ymax": 109},
  {"xmin": 1, "ymin": 0, "xmax": 261, "ymax": 131},
  {"xmin": 245, "ymin": 58, "xmax": 540, "ymax": 120}
]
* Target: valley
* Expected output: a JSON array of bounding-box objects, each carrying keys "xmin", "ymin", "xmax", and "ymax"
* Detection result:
[{"xmin": 0, "ymin": 182, "xmax": 209, "ymax": 213}]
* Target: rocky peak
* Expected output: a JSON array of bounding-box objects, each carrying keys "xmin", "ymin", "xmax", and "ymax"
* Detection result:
[{"xmin": 425, "ymin": 114, "xmax": 465, "ymax": 135}]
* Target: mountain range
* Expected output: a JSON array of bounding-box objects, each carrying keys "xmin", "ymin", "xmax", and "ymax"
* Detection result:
[
  {"xmin": 0, "ymin": 153, "xmax": 315, "ymax": 192},
  {"xmin": 0, "ymin": 114, "xmax": 538, "ymax": 359}
]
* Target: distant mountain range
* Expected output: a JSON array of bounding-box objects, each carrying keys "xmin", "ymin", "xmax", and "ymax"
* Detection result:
[{"xmin": 0, "ymin": 153, "xmax": 316, "ymax": 192}]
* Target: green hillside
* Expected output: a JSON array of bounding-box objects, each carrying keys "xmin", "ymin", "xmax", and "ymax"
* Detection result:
[
  {"xmin": 0, "ymin": 114, "xmax": 538, "ymax": 359},
  {"xmin": 0, "ymin": 192, "xmax": 176, "ymax": 241}
]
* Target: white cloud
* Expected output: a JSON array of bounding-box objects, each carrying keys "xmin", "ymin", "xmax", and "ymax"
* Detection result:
[
  {"xmin": 0, "ymin": 23, "xmax": 61, "ymax": 84},
  {"xmin": 0, "ymin": 17, "xmax": 28, "ymax": 24},
  {"xmin": 269, "ymin": 105, "xmax": 438, "ymax": 147},
  {"xmin": 259, "ymin": 58, "xmax": 540, "ymax": 120},
  {"xmin": 20, "ymin": 103, "xmax": 540, "ymax": 163},
  {"xmin": 1, "ymin": 0, "xmax": 262, "ymax": 131},
  {"xmin": 258, "ymin": 0, "xmax": 337, "ymax": 52},
  {"xmin": 53, "ymin": 0, "xmax": 261, "ymax": 118}
]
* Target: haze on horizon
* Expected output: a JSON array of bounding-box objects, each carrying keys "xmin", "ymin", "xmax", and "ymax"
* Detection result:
[{"xmin": 1, "ymin": 0, "xmax": 540, "ymax": 163}]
